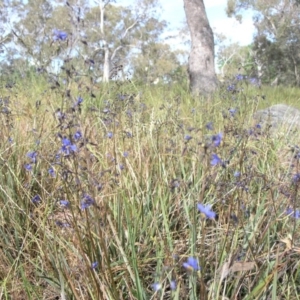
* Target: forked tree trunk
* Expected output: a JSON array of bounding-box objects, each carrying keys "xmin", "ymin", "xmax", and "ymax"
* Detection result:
[{"xmin": 183, "ymin": 0, "xmax": 218, "ymax": 95}]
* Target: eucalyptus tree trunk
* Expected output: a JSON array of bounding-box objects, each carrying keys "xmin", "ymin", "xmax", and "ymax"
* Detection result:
[
  {"xmin": 183, "ymin": 0, "xmax": 218, "ymax": 95},
  {"xmin": 98, "ymin": 0, "xmax": 110, "ymax": 82}
]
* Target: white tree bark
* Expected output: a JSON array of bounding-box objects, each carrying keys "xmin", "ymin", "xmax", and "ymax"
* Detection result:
[
  {"xmin": 96, "ymin": 0, "xmax": 139, "ymax": 82},
  {"xmin": 183, "ymin": 0, "xmax": 218, "ymax": 95}
]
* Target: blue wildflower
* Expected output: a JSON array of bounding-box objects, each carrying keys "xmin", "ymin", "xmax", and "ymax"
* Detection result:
[
  {"xmin": 32, "ymin": 195, "xmax": 41, "ymax": 204},
  {"xmin": 25, "ymin": 163, "xmax": 32, "ymax": 171},
  {"xmin": 76, "ymin": 96, "xmax": 83, "ymax": 105},
  {"xmin": 53, "ymin": 29, "xmax": 68, "ymax": 41},
  {"xmin": 197, "ymin": 203, "xmax": 216, "ymax": 219},
  {"xmin": 286, "ymin": 208, "xmax": 300, "ymax": 219},
  {"xmin": 118, "ymin": 94, "xmax": 126, "ymax": 101},
  {"xmin": 211, "ymin": 153, "xmax": 222, "ymax": 166},
  {"xmin": 249, "ymin": 77, "xmax": 259, "ymax": 86},
  {"xmin": 74, "ymin": 131, "xmax": 82, "ymax": 141},
  {"xmin": 236, "ymin": 74, "xmax": 244, "ymax": 81},
  {"xmin": 48, "ymin": 167, "xmax": 55, "ymax": 177},
  {"xmin": 183, "ymin": 257, "xmax": 200, "ymax": 271},
  {"xmin": 91, "ymin": 261, "xmax": 99, "ymax": 269},
  {"xmin": 123, "ymin": 151, "xmax": 129, "ymax": 158},
  {"xmin": 27, "ymin": 151, "xmax": 37, "ymax": 163},
  {"xmin": 293, "ymin": 173, "xmax": 300, "ymax": 183},
  {"xmin": 229, "ymin": 108, "xmax": 237, "ymax": 117},
  {"xmin": 107, "ymin": 132, "xmax": 113, "ymax": 139},
  {"xmin": 206, "ymin": 122, "xmax": 213, "ymax": 130},
  {"xmin": 61, "ymin": 137, "xmax": 77, "ymax": 156},
  {"xmin": 212, "ymin": 133, "xmax": 222, "ymax": 147},
  {"xmin": 60, "ymin": 200, "xmax": 70, "ymax": 208},
  {"xmin": 227, "ymin": 84, "xmax": 236, "ymax": 92},
  {"xmin": 55, "ymin": 110, "xmax": 65, "ymax": 121},
  {"xmin": 234, "ymin": 171, "xmax": 241, "ymax": 177},
  {"xmin": 248, "ymin": 128, "xmax": 254, "ymax": 136},
  {"xmin": 80, "ymin": 194, "xmax": 95, "ymax": 210},
  {"xmin": 152, "ymin": 282, "xmax": 161, "ymax": 291},
  {"xmin": 170, "ymin": 280, "xmax": 176, "ymax": 290},
  {"xmin": 185, "ymin": 135, "xmax": 192, "ymax": 141}
]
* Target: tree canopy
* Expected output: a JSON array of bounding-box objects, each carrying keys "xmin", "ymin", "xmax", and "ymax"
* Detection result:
[
  {"xmin": 0, "ymin": 0, "xmax": 186, "ymax": 85},
  {"xmin": 226, "ymin": 0, "xmax": 300, "ymax": 86}
]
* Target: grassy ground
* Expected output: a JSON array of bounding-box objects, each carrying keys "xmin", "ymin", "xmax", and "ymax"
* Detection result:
[{"xmin": 0, "ymin": 74, "xmax": 300, "ymax": 299}]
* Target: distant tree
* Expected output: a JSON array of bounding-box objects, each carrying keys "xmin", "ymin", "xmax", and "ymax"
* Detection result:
[
  {"xmin": 216, "ymin": 38, "xmax": 255, "ymax": 79},
  {"xmin": 227, "ymin": 0, "xmax": 300, "ymax": 86},
  {"xmin": 83, "ymin": 0, "xmax": 167, "ymax": 82},
  {"xmin": 183, "ymin": 0, "xmax": 218, "ymax": 95},
  {"xmin": 131, "ymin": 42, "xmax": 186, "ymax": 84}
]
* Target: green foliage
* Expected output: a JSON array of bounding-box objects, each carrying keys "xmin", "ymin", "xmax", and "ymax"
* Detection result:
[
  {"xmin": 226, "ymin": 0, "xmax": 300, "ymax": 86},
  {"xmin": 217, "ymin": 42, "xmax": 255, "ymax": 79}
]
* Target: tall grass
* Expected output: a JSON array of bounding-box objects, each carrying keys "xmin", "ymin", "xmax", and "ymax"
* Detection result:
[{"xmin": 0, "ymin": 71, "xmax": 300, "ymax": 300}]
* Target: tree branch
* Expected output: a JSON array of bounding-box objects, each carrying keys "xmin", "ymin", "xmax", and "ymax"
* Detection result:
[{"xmin": 121, "ymin": 19, "xmax": 139, "ymax": 39}]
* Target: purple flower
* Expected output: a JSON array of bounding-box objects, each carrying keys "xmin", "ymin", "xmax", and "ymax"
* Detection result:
[
  {"xmin": 185, "ymin": 135, "xmax": 192, "ymax": 141},
  {"xmin": 152, "ymin": 282, "xmax": 161, "ymax": 291},
  {"xmin": 286, "ymin": 208, "xmax": 300, "ymax": 219},
  {"xmin": 80, "ymin": 194, "xmax": 95, "ymax": 210},
  {"xmin": 206, "ymin": 122, "xmax": 213, "ymax": 130},
  {"xmin": 55, "ymin": 109, "xmax": 65, "ymax": 121},
  {"xmin": 32, "ymin": 195, "xmax": 41, "ymax": 204},
  {"xmin": 197, "ymin": 203, "xmax": 216, "ymax": 219},
  {"xmin": 123, "ymin": 151, "xmax": 129, "ymax": 158},
  {"xmin": 91, "ymin": 261, "xmax": 98, "ymax": 269},
  {"xmin": 25, "ymin": 163, "xmax": 32, "ymax": 171},
  {"xmin": 229, "ymin": 108, "xmax": 237, "ymax": 117},
  {"xmin": 211, "ymin": 153, "xmax": 222, "ymax": 166},
  {"xmin": 212, "ymin": 133, "xmax": 222, "ymax": 147},
  {"xmin": 76, "ymin": 96, "xmax": 83, "ymax": 105},
  {"xmin": 60, "ymin": 200, "xmax": 70, "ymax": 208},
  {"xmin": 236, "ymin": 74, "xmax": 244, "ymax": 81},
  {"xmin": 234, "ymin": 171, "xmax": 241, "ymax": 177},
  {"xmin": 249, "ymin": 77, "xmax": 259, "ymax": 86},
  {"xmin": 61, "ymin": 138, "xmax": 77, "ymax": 156},
  {"xmin": 27, "ymin": 151, "xmax": 37, "ymax": 163},
  {"xmin": 227, "ymin": 84, "xmax": 236, "ymax": 92},
  {"xmin": 48, "ymin": 167, "xmax": 55, "ymax": 177},
  {"xmin": 53, "ymin": 29, "xmax": 68, "ymax": 41},
  {"xmin": 107, "ymin": 132, "xmax": 113, "ymax": 139},
  {"xmin": 74, "ymin": 131, "xmax": 82, "ymax": 141},
  {"xmin": 293, "ymin": 173, "xmax": 300, "ymax": 183},
  {"xmin": 170, "ymin": 280, "xmax": 176, "ymax": 290},
  {"xmin": 183, "ymin": 257, "xmax": 200, "ymax": 271},
  {"xmin": 118, "ymin": 94, "xmax": 126, "ymax": 101}
]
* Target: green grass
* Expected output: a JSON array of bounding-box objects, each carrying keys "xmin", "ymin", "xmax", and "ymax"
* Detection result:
[{"xmin": 0, "ymin": 75, "xmax": 300, "ymax": 299}]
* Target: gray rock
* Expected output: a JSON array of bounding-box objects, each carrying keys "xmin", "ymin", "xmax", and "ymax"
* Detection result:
[{"xmin": 253, "ymin": 104, "xmax": 300, "ymax": 134}]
